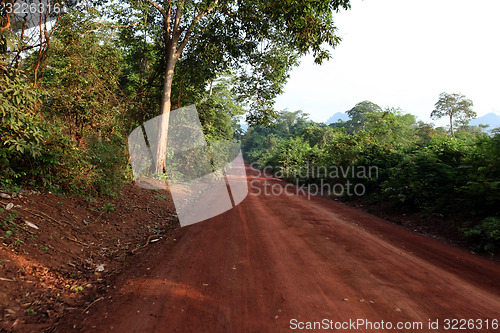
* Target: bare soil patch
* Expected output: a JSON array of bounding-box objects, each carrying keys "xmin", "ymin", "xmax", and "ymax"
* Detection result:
[{"xmin": 0, "ymin": 184, "xmax": 178, "ymax": 332}]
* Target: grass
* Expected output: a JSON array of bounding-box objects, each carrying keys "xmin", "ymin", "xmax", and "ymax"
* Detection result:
[
  {"xmin": 1, "ymin": 209, "xmax": 20, "ymax": 239},
  {"xmin": 153, "ymin": 190, "xmax": 171, "ymax": 201}
]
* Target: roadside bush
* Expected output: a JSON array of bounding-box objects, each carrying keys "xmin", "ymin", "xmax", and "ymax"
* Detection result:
[
  {"xmin": 353, "ymin": 143, "xmax": 403, "ymax": 196},
  {"xmin": 266, "ymin": 137, "xmax": 312, "ymax": 181},
  {"xmin": 381, "ymin": 148, "xmax": 457, "ymax": 211},
  {"xmin": 320, "ymin": 130, "xmax": 370, "ymax": 167},
  {"xmin": 0, "ymin": 65, "xmax": 68, "ymax": 190},
  {"xmin": 456, "ymin": 133, "xmax": 500, "ymax": 216},
  {"xmin": 54, "ymin": 133, "xmax": 130, "ymax": 197},
  {"xmin": 0, "ymin": 64, "xmax": 130, "ymax": 196},
  {"xmin": 462, "ymin": 217, "xmax": 500, "ymax": 254}
]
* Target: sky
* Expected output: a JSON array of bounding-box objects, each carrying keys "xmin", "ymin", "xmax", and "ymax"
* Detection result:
[{"xmin": 274, "ymin": 0, "xmax": 500, "ymax": 126}]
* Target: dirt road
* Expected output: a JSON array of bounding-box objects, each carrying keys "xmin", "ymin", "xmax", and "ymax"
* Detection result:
[{"xmin": 60, "ymin": 166, "xmax": 500, "ymax": 332}]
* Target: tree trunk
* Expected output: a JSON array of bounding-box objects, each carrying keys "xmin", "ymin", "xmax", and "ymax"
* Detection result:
[
  {"xmin": 154, "ymin": 39, "xmax": 179, "ymax": 174},
  {"xmin": 449, "ymin": 114, "xmax": 454, "ymax": 137}
]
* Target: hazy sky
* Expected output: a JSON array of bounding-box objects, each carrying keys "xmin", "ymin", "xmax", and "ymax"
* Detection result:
[{"xmin": 274, "ymin": 0, "xmax": 500, "ymax": 125}]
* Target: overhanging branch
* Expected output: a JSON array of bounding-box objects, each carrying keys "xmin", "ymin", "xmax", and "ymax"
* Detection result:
[
  {"xmin": 142, "ymin": 0, "xmax": 168, "ymax": 21},
  {"xmin": 177, "ymin": 0, "xmax": 219, "ymax": 55}
]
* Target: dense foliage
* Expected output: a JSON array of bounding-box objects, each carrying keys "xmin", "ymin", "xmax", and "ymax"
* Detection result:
[
  {"xmin": 242, "ymin": 105, "xmax": 500, "ymax": 253},
  {"xmin": 0, "ymin": 4, "xmax": 247, "ymax": 195}
]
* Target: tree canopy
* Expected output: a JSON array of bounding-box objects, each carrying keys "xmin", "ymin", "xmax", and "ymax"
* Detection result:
[
  {"xmin": 108, "ymin": 0, "xmax": 351, "ymax": 171},
  {"xmin": 431, "ymin": 92, "xmax": 476, "ymax": 137}
]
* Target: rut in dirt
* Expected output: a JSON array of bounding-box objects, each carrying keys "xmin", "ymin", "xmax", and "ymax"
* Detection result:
[{"xmin": 58, "ymin": 166, "xmax": 500, "ymax": 333}]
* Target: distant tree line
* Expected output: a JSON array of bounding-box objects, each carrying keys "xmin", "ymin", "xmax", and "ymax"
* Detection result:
[{"xmin": 242, "ymin": 101, "xmax": 500, "ymax": 253}]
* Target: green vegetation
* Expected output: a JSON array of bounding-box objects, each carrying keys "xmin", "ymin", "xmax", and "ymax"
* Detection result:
[
  {"xmin": 1, "ymin": 209, "xmax": 19, "ymax": 239},
  {"xmin": 2, "ymin": 1, "xmax": 350, "ymax": 194},
  {"xmin": 102, "ymin": 203, "xmax": 116, "ymax": 213},
  {"xmin": 2, "ymin": 1, "xmax": 498, "ymax": 254},
  {"xmin": 462, "ymin": 217, "xmax": 500, "ymax": 254},
  {"xmin": 242, "ymin": 103, "xmax": 500, "ymax": 253},
  {"xmin": 431, "ymin": 92, "xmax": 476, "ymax": 137}
]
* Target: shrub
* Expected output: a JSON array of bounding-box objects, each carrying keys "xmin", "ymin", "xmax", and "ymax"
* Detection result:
[
  {"xmin": 462, "ymin": 217, "xmax": 500, "ymax": 254},
  {"xmin": 0, "ymin": 64, "xmax": 68, "ymax": 190}
]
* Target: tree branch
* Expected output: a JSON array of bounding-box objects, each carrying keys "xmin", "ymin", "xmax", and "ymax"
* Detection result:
[
  {"xmin": 1, "ymin": 8, "xmax": 13, "ymax": 33},
  {"xmin": 143, "ymin": 0, "xmax": 168, "ymax": 21},
  {"xmin": 177, "ymin": 0, "xmax": 219, "ymax": 55},
  {"xmin": 166, "ymin": 0, "xmax": 172, "ymax": 37},
  {"xmin": 172, "ymin": 0, "xmax": 185, "ymax": 38}
]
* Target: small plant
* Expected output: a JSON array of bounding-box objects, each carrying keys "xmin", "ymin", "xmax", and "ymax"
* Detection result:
[
  {"xmin": 13, "ymin": 239, "xmax": 22, "ymax": 248},
  {"xmin": 102, "ymin": 203, "xmax": 115, "ymax": 213},
  {"xmin": 1, "ymin": 210, "xmax": 20, "ymax": 239},
  {"xmin": 26, "ymin": 308, "xmax": 34, "ymax": 314},
  {"xmin": 1, "ymin": 210, "xmax": 18, "ymax": 225},
  {"xmin": 70, "ymin": 285, "xmax": 84, "ymax": 293}
]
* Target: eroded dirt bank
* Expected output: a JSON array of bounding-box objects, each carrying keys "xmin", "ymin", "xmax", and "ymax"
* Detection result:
[{"xmin": 0, "ymin": 185, "xmax": 177, "ymax": 332}]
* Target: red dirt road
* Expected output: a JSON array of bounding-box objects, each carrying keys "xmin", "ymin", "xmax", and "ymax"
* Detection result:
[{"xmin": 61, "ymin": 167, "xmax": 500, "ymax": 332}]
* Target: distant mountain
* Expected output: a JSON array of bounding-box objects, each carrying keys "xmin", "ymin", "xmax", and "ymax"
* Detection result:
[
  {"xmin": 469, "ymin": 113, "xmax": 500, "ymax": 130},
  {"xmin": 325, "ymin": 112, "xmax": 350, "ymax": 125}
]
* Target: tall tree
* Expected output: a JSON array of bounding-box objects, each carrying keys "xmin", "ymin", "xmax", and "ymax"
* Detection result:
[
  {"xmin": 431, "ymin": 92, "xmax": 475, "ymax": 137},
  {"xmin": 116, "ymin": 0, "xmax": 351, "ymax": 173},
  {"xmin": 343, "ymin": 100, "xmax": 383, "ymax": 133}
]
